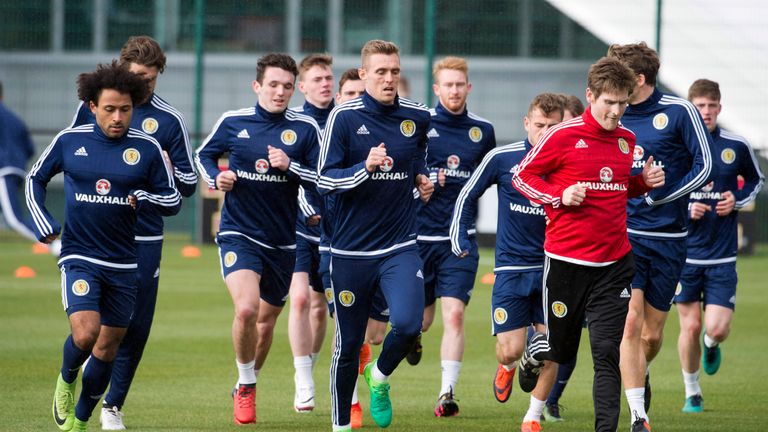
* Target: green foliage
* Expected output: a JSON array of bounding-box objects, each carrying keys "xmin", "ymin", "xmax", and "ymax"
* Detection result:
[{"xmin": 1, "ymin": 238, "xmax": 766, "ymax": 430}]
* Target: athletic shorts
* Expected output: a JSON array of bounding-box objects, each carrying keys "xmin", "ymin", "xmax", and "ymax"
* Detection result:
[
  {"xmin": 419, "ymin": 239, "xmax": 479, "ymax": 306},
  {"xmin": 294, "ymin": 235, "xmax": 323, "ymax": 294},
  {"xmin": 491, "ymin": 270, "xmax": 544, "ymax": 335},
  {"xmin": 629, "ymin": 234, "xmax": 686, "ymax": 312},
  {"xmin": 675, "ymin": 262, "xmax": 737, "ymax": 310},
  {"xmin": 216, "ymin": 234, "xmax": 294, "ymax": 307},
  {"xmin": 59, "ymin": 259, "xmax": 137, "ymax": 328}
]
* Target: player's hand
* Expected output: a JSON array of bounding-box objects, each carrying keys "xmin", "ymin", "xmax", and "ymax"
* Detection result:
[
  {"xmin": 457, "ymin": 249, "xmax": 469, "ymax": 258},
  {"xmin": 416, "ymin": 174, "xmax": 434, "ymax": 202},
  {"xmin": 642, "ymin": 156, "xmax": 665, "ymax": 188},
  {"xmin": 365, "ymin": 143, "xmax": 387, "ymax": 173},
  {"xmin": 716, "ymin": 190, "xmax": 735, "ymax": 216},
  {"xmin": 128, "ymin": 194, "xmax": 137, "ymax": 210},
  {"xmin": 216, "ymin": 170, "xmax": 237, "ymax": 191},
  {"xmin": 162, "ymin": 150, "xmax": 174, "ymax": 172},
  {"xmin": 438, "ymin": 168, "xmax": 446, "ymax": 187},
  {"xmin": 42, "ymin": 234, "xmax": 59, "ymax": 244},
  {"xmin": 307, "ymin": 215, "xmax": 321, "ymax": 227},
  {"xmin": 268, "ymin": 145, "xmax": 290, "ymax": 171},
  {"xmin": 690, "ymin": 202, "xmax": 712, "ymax": 220},
  {"xmin": 562, "ymin": 184, "xmax": 586, "ymax": 206}
]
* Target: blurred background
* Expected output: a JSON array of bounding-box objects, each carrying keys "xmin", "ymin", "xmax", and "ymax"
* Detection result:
[{"xmin": 1, "ymin": 0, "xmax": 765, "ymax": 250}]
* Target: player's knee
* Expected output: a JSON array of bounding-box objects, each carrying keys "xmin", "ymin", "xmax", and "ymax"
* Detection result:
[
  {"xmin": 498, "ymin": 343, "xmax": 523, "ymax": 365},
  {"xmin": 234, "ymin": 304, "xmax": 259, "ymax": 325},
  {"xmin": 682, "ymin": 318, "xmax": 702, "ymax": 339},
  {"xmin": 290, "ymin": 291, "xmax": 310, "ymax": 312},
  {"xmin": 642, "ymin": 332, "xmax": 663, "ymax": 352},
  {"xmin": 443, "ymin": 307, "xmax": 464, "ymax": 331},
  {"xmin": 707, "ymin": 323, "xmax": 730, "ymax": 342},
  {"xmin": 72, "ymin": 331, "xmax": 98, "ymax": 352}
]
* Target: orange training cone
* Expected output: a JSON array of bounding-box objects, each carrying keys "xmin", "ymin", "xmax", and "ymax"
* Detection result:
[
  {"xmin": 480, "ymin": 273, "xmax": 495, "ymax": 284},
  {"xmin": 31, "ymin": 243, "xmax": 50, "ymax": 254},
  {"xmin": 181, "ymin": 245, "xmax": 201, "ymax": 258},
  {"xmin": 15, "ymin": 266, "xmax": 36, "ymax": 278}
]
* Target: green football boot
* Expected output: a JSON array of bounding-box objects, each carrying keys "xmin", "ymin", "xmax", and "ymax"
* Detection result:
[
  {"xmin": 53, "ymin": 373, "xmax": 76, "ymax": 431},
  {"xmin": 363, "ymin": 361, "xmax": 392, "ymax": 428}
]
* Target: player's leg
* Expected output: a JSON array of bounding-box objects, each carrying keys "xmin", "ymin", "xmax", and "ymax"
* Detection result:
[
  {"xmin": 75, "ymin": 267, "xmax": 135, "ymax": 428},
  {"xmin": 330, "ymin": 255, "xmax": 378, "ymax": 430},
  {"xmin": 700, "ymin": 263, "xmax": 737, "ymax": 376},
  {"xmin": 308, "ymin": 243, "xmax": 328, "ymax": 362},
  {"xmin": 409, "ymin": 242, "xmax": 437, "ymax": 366},
  {"xmin": 521, "ymin": 269, "xmax": 556, "ymax": 431},
  {"xmin": 676, "ymin": 301, "xmax": 703, "ymax": 412},
  {"xmin": 621, "ymin": 236, "xmax": 652, "ymax": 423},
  {"xmin": 0, "ymin": 174, "xmax": 37, "ymax": 241},
  {"xmin": 255, "ymin": 299, "xmax": 283, "ymax": 370},
  {"xmin": 491, "ymin": 272, "xmax": 528, "ymax": 403},
  {"xmin": 433, "ymin": 240, "xmax": 477, "ymax": 415},
  {"xmin": 101, "ymin": 240, "xmax": 162, "ymax": 428},
  {"xmin": 288, "ymin": 270, "xmax": 315, "ymax": 410},
  {"xmin": 544, "ymin": 353, "xmax": 576, "ymax": 422},
  {"xmin": 674, "ymin": 263, "xmax": 705, "ymax": 413},
  {"xmin": 640, "ymin": 236, "xmax": 687, "ymax": 418},
  {"xmin": 369, "ymin": 249, "xmax": 425, "ymax": 427},
  {"xmin": 227, "ymin": 269, "xmax": 261, "ymax": 425},
  {"xmin": 587, "ymin": 253, "xmax": 634, "ymax": 432}
]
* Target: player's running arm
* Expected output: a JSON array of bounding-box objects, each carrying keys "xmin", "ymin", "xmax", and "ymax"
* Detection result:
[
  {"xmin": 317, "ymin": 111, "xmax": 370, "ymax": 194},
  {"xmin": 733, "ymin": 140, "xmax": 765, "ymax": 211},
  {"xmin": 449, "ymin": 148, "xmax": 499, "ymax": 257},
  {"xmin": 165, "ymin": 110, "xmax": 198, "ymax": 197},
  {"xmin": 646, "ymin": 106, "xmax": 714, "ymax": 206},
  {"xmin": 512, "ymin": 132, "xmax": 566, "ymax": 208},
  {"xmin": 413, "ymin": 127, "xmax": 434, "ymax": 202},
  {"xmin": 129, "ymin": 140, "xmax": 181, "ymax": 216},
  {"xmin": 195, "ymin": 112, "xmax": 235, "ymax": 191},
  {"xmin": 25, "ymin": 134, "xmax": 64, "ymax": 243}
]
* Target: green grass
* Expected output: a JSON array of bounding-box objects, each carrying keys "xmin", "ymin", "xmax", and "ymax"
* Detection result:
[{"xmin": 1, "ymin": 235, "xmax": 767, "ymax": 431}]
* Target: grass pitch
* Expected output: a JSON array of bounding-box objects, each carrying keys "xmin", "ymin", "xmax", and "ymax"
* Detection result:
[{"xmin": 1, "ymin": 235, "xmax": 766, "ymax": 431}]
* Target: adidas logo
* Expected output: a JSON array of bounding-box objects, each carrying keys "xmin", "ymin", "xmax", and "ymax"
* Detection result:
[
  {"xmin": 380, "ymin": 308, "xmax": 390, "ymax": 317},
  {"xmin": 237, "ymin": 129, "xmax": 250, "ymax": 139},
  {"xmin": 416, "ymin": 269, "xmax": 424, "ymax": 279},
  {"xmin": 153, "ymin": 267, "xmax": 160, "ymax": 278},
  {"xmin": 74, "ymin": 146, "xmax": 88, "ymax": 156},
  {"xmin": 427, "ymin": 128, "xmax": 440, "ymax": 138},
  {"xmin": 575, "ymin": 139, "xmax": 588, "ymax": 149},
  {"xmin": 620, "ymin": 288, "xmax": 631, "ymax": 298},
  {"xmin": 357, "ymin": 124, "xmax": 370, "ymax": 135}
]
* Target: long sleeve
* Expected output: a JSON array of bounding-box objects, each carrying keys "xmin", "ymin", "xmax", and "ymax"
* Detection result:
[
  {"xmin": 512, "ymin": 133, "xmax": 565, "ymax": 208},
  {"xmin": 194, "ymin": 114, "xmax": 232, "ymax": 189},
  {"xmin": 317, "ymin": 111, "xmax": 370, "ymax": 194},
  {"xmin": 628, "ymin": 173, "xmax": 652, "ymax": 198},
  {"xmin": 165, "ymin": 112, "xmax": 198, "ymax": 197},
  {"xmin": 734, "ymin": 141, "xmax": 764, "ymax": 209},
  {"xmin": 450, "ymin": 150, "xmax": 498, "ymax": 256},
  {"xmin": 646, "ymin": 109, "xmax": 714, "ymax": 206},
  {"xmin": 25, "ymin": 136, "xmax": 63, "ymax": 240},
  {"xmin": 130, "ymin": 138, "xmax": 181, "ymax": 216}
]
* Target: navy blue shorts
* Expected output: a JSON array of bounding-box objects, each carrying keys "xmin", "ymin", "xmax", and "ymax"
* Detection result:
[
  {"xmin": 675, "ymin": 262, "xmax": 737, "ymax": 310},
  {"xmin": 418, "ymin": 240, "xmax": 479, "ymax": 306},
  {"xmin": 59, "ymin": 259, "xmax": 137, "ymax": 328},
  {"xmin": 491, "ymin": 270, "xmax": 544, "ymax": 335},
  {"xmin": 629, "ymin": 234, "xmax": 687, "ymax": 312},
  {"xmin": 216, "ymin": 234, "xmax": 294, "ymax": 307},
  {"xmin": 294, "ymin": 235, "xmax": 323, "ymax": 294},
  {"xmin": 322, "ymin": 249, "xmax": 389, "ymax": 321}
]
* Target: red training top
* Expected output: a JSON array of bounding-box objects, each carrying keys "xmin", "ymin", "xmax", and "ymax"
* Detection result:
[{"xmin": 512, "ymin": 107, "xmax": 651, "ymax": 266}]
